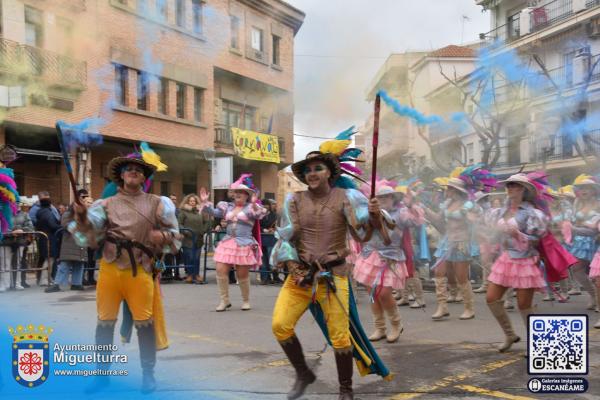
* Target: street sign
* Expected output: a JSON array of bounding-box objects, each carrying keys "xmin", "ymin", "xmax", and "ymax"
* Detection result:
[{"xmin": 212, "ymin": 156, "xmax": 233, "ymax": 189}]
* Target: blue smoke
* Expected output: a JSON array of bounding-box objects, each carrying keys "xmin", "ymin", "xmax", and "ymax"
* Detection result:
[
  {"xmin": 56, "ymin": 119, "xmax": 104, "ymax": 151},
  {"xmin": 378, "ymin": 90, "xmax": 443, "ymax": 126}
]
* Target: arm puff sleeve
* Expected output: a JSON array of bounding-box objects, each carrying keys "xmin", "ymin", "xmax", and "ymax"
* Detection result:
[
  {"xmin": 396, "ymin": 205, "xmax": 425, "ymax": 229},
  {"xmin": 68, "ymin": 199, "xmax": 107, "ymax": 248},
  {"xmin": 203, "ymin": 201, "xmax": 228, "ymax": 219},
  {"xmin": 246, "ymin": 203, "xmax": 268, "ymax": 220},
  {"xmin": 342, "ymin": 189, "xmax": 370, "ymax": 233},
  {"xmin": 157, "ymin": 196, "xmax": 182, "ymax": 253},
  {"xmin": 269, "ymin": 193, "xmax": 300, "ymax": 267}
]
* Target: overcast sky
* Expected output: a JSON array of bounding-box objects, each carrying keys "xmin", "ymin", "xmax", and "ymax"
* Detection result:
[{"xmin": 285, "ymin": 0, "xmax": 491, "ymax": 161}]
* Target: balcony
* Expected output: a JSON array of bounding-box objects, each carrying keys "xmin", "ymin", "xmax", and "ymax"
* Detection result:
[
  {"xmin": 0, "ymin": 38, "xmax": 87, "ymax": 89},
  {"xmin": 481, "ymin": 0, "xmax": 600, "ymax": 46},
  {"xmin": 529, "ymin": 129, "xmax": 600, "ymax": 163},
  {"xmin": 215, "ymin": 124, "xmax": 233, "ymax": 147}
]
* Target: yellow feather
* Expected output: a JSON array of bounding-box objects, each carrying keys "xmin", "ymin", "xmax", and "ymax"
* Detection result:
[
  {"xmin": 142, "ymin": 151, "xmax": 168, "ymax": 172},
  {"xmin": 319, "ymin": 139, "xmax": 351, "ymax": 155},
  {"xmin": 449, "ymin": 167, "xmax": 465, "ymax": 179},
  {"xmin": 0, "ymin": 187, "xmax": 15, "ymax": 202},
  {"xmin": 433, "ymin": 177, "xmax": 449, "ymax": 186},
  {"xmin": 559, "ymin": 185, "xmax": 575, "ymax": 195},
  {"xmin": 395, "ymin": 185, "xmax": 408, "ymax": 194},
  {"xmin": 573, "ymin": 174, "xmax": 592, "ymax": 185}
]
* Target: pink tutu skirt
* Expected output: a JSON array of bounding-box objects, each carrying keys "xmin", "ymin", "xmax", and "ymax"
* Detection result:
[
  {"xmin": 590, "ymin": 252, "xmax": 600, "ymax": 279},
  {"xmin": 353, "ymin": 251, "xmax": 408, "ymax": 290},
  {"xmin": 214, "ymin": 238, "xmax": 262, "ymax": 268},
  {"xmin": 488, "ymin": 252, "xmax": 546, "ymax": 289}
]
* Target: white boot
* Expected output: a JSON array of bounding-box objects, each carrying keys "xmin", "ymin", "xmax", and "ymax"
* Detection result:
[
  {"xmin": 216, "ymin": 277, "xmax": 231, "ymax": 312},
  {"xmin": 431, "ymin": 277, "xmax": 450, "ymax": 320},
  {"xmin": 239, "ymin": 277, "xmax": 251, "ymax": 310},
  {"xmin": 368, "ymin": 307, "xmax": 386, "ymax": 341},
  {"xmin": 385, "ymin": 305, "xmax": 403, "ymax": 343}
]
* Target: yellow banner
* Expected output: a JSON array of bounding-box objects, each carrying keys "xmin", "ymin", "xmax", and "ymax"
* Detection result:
[{"xmin": 231, "ymin": 128, "xmax": 280, "ymax": 163}]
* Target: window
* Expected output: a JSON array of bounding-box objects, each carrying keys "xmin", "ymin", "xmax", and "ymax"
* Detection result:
[
  {"xmin": 176, "ymin": 0, "xmax": 185, "ymax": 28},
  {"xmin": 466, "ymin": 143, "xmax": 474, "ymax": 163},
  {"xmin": 136, "ymin": 71, "xmax": 148, "ymax": 111},
  {"xmin": 244, "ymin": 106, "xmax": 255, "ymax": 130},
  {"xmin": 156, "ymin": 0, "xmax": 167, "ymax": 21},
  {"xmin": 176, "ymin": 82, "xmax": 185, "ymax": 118},
  {"xmin": 192, "ymin": 0, "xmax": 202, "ymax": 34},
  {"xmin": 222, "ymin": 101, "xmax": 241, "ymax": 130},
  {"xmin": 507, "ymin": 12, "xmax": 520, "ymax": 40},
  {"xmin": 115, "ymin": 65, "xmax": 128, "ymax": 106},
  {"xmin": 194, "ymin": 88, "xmax": 203, "ymax": 122},
  {"xmin": 272, "ymin": 35, "xmax": 280, "ymax": 65},
  {"xmin": 24, "ymin": 6, "xmax": 43, "ymax": 47},
  {"xmin": 251, "ymin": 27, "xmax": 263, "ymax": 52},
  {"xmin": 157, "ymin": 78, "xmax": 168, "ymax": 114},
  {"xmin": 230, "ymin": 16, "xmax": 240, "ymax": 49}
]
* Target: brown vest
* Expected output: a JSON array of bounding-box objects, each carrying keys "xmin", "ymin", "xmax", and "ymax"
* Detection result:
[{"xmin": 292, "ymin": 188, "xmax": 351, "ymax": 274}]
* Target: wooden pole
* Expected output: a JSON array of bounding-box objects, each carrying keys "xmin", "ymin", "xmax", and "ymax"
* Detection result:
[{"xmin": 370, "ymin": 94, "xmax": 381, "ymax": 198}]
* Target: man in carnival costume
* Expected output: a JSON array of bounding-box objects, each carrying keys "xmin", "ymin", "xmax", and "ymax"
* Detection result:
[
  {"xmin": 271, "ymin": 127, "xmax": 392, "ymax": 400},
  {"xmin": 72, "ymin": 143, "xmax": 180, "ymax": 393}
]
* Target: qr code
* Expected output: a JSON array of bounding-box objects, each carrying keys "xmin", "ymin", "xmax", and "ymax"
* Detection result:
[{"xmin": 528, "ymin": 315, "xmax": 588, "ymax": 375}]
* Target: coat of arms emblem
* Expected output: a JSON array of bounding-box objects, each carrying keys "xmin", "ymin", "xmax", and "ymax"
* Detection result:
[{"xmin": 9, "ymin": 324, "xmax": 53, "ymax": 388}]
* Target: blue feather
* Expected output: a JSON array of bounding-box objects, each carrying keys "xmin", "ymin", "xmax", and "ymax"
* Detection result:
[
  {"xmin": 340, "ymin": 148, "xmax": 363, "ymax": 159},
  {"xmin": 334, "ymin": 126, "xmax": 356, "ymax": 141},
  {"xmin": 101, "ymin": 182, "xmax": 119, "ymax": 199},
  {"xmin": 334, "ymin": 176, "xmax": 357, "ymax": 189}
]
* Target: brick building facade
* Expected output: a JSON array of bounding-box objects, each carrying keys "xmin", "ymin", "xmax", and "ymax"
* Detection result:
[{"xmin": 0, "ymin": 0, "xmax": 303, "ymax": 204}]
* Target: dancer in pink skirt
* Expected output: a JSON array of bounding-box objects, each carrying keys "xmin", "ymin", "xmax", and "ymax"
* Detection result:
[
  {"xmin": 353, "ymin": 182, "xmax": 424, "ymax": 343},
  {"xmin": 486, "ymin": 173, "xmax": 549, "ymax": 352},
  {"xmin": 203, "ymin": 174, "xmax": 266, "ymax": 311}
]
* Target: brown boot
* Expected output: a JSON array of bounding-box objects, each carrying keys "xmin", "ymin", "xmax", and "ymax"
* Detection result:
[
  {"xmin": 279, "ymin": 335, "xmax": 316, "ymax": 400},
  {"xmin": 334, "ymin": 348, "xmax": 354, "ymax": 400},
  {"xmin": 385, "ymin": 305, "xmax": 403, "ymax": 343},
  {"xmin": 368, "ymin": 306, "xmax": 386, "ymax": 341},
  {"xmin": 431, "ymin": 277, "xmax": 449, "ymax": 320},
  {"xmin": 185, "ymin": 276, "xmax": 193, "ymax": 283},
  {"xmin": 488, "ymin": 300, "xmax": 520, "ymax": 352},
  {"xmin": 458, "ymin": 282, "xmax": 475, "ymax": 320}
]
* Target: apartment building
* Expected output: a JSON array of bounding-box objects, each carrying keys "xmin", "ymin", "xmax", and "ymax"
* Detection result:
[
  {"xmin": 472, "ymin": 0, "xmax": 600, "ymax": 182},
  {"xmin": 0, "ymin": 0, "xmax": 304, "ymax": 203},
  {"xmin": 360, "ymin": 46, "xmax": 477, "ymax": 180}
]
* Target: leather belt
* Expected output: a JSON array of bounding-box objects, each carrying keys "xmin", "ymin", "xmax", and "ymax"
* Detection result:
[{"xmin": 105, "ymin": 235, "xmax": 155, "ymax": 277}]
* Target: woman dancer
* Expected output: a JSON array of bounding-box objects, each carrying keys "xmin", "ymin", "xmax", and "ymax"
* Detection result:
[
  {"xmin": 486, "ymin": 173, "xmax": 549, "ymax": 352},
  {"xmin": 425, "ymin": 166, "xmax": 493, "ymax": 320},
  {"xmin": 353, "ymin": 182, "xmax": 424, "ymax": 343},
  {"xmin": 203, "ymin": 174, "xmax": 266, "ymax": 311},
  {"xmin": 565, "ymin": 175, "xmax": 600, "ymax": 311}
]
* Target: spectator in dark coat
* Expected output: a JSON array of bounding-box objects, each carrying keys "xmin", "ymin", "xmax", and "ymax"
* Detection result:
[
  {"xmin": 28, "ymin": 191, "xmax": 60, "ymax": 225},
  {"xmin": 35, "ymin": 196, "xmax": 61, "ymax": 286},
  {"xmin": 178, "ymin": 194, "xmax": 212, "ymax": 284}
]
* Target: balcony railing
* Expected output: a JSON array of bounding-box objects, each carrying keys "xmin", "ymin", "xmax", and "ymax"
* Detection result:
[
  {"xmin": 480, "ymin": 0, "xmax": 598, "ymax": 45},
  {"xmin": 0, "ymin": 38, "xmax": 86, "ymax": 88},
  {"xmin": 529, "ymin": 130, "xmax": 600, "ymax": 163},
  {"xmin": 215, "ymin": 125, "xmax": 233, "ymax": 146}
]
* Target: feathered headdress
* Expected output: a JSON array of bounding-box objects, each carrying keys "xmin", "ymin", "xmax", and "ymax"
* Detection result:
[
  {"xmin": 525, "ymin": 171, "xmax": 553, "ymax": 215},
  {"xmin": 230, "ymin": 173, "xmax": 258, "ymax": 196},
  {"xmin": 359, "ymin": 178, "xmax": 397, "ymax": 197},
  {"xmin": 446, "ymin": 163, "xmax": 498, "ymax": 199},
  {"xmin": 292, "ymin": 126, "xmax": 365, "ymax": 189},
  {"xmin": 0, "ymin": 168, "xmax": 19, "ymax": 235}
]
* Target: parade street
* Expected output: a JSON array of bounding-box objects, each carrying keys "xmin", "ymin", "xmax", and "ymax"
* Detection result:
[{"xmin": 11, "ymin": 269, "xmax": 600, "ymax": 400}]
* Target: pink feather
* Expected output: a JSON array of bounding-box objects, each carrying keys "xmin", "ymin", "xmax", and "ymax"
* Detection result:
[
  {"xmin": 339, "ymin": 162, "xmax": 363, "ymax": 176},
  {"xmin": 233, "ymin": 173, "xmax": 253, "ymax": 187}
]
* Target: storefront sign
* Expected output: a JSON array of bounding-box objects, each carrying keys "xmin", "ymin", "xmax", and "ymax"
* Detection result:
[{"xmin": 231, "ymin": 128, "xmax": 280, "ymax": 163}]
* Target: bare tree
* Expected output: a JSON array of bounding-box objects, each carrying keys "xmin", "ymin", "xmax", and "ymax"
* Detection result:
[
  {"xmin": 436, "ymin": 59, "xmax": 537, "ymax": 169},
  {"xmin": 533, "ymin": 53, "xmax": 600, "ymax": 166}
]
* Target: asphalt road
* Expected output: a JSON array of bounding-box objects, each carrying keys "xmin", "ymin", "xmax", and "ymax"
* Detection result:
[{"xmin": 4, "ymin": 268, "xmax": 600, "ymax": 400}]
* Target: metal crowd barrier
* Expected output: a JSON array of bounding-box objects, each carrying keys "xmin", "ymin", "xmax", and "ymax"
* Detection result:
[
  {"xmin": 201, "ymin": 231, "xmax": 279, "ymax": 282},
  {"xmin": 0, "ymin": 231, "xmax": 51, "ymax": 287}
]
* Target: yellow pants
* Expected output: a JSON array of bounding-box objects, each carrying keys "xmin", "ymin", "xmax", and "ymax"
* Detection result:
[
  {"xmin": 96, "ymin": 259, "xmax": 154, "ymax": 321},
  {"xmin": 272, "ymin": 274, "xmax": 351, "ymax": 349}
]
